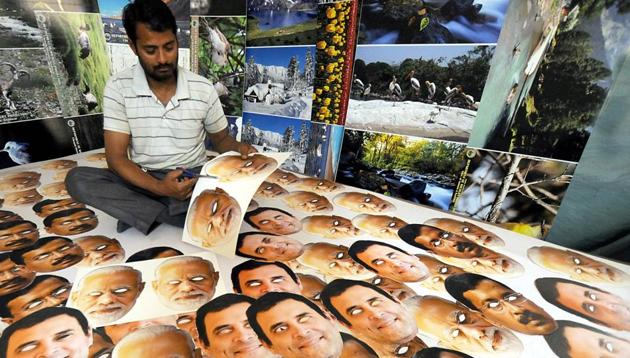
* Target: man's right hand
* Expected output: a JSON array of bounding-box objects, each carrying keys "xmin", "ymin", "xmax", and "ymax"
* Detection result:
[{"xmin": 157, "ymin": 170, "xmax": 198, "ymax": 200}]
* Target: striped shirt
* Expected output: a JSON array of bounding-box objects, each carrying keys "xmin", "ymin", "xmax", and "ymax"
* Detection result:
[{"xmin": 103, "ymin": 64, "xmax": 227, "ymax": 170}]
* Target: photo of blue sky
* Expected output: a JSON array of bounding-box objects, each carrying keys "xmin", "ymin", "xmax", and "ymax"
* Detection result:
[
  {"xmin": 356, "ymin": 44, "xmax": 490, "ymax": 65},
  {"xmin": 243, "ymin": 112, "xmax": 308, "ymax": 142},
  {"xmin": 245, "ymin": 46, "xmax": 314, "ymax": 72},
  {"xmin": 97, "ymin": 0, "xmax": 129, "ymax": 17}
]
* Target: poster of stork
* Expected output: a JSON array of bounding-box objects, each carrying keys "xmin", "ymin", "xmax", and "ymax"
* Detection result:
[
  {"xmin": 191, "ymin": 16, "xmax": 246, "ymax": 117},
  {"xmin": 241, "ymin": 112, "xmax": 344, "ymax": 179},
  {"xmin": 0, "ymin": 49, "xmax": 63, "ymax": 123},
  {"xmin": 347, "ymin": 44, "xmax": 494, "ymax": 143},
  {"xmin": 337, "ymin": 129, "xmax": 466, "ymax": 211},
  {"xmin": 246, "ymin": 0, "xmax": 319, "ymax": 47},
  {"xmin": 36, "ymin": 11, "xmax": 110, "ymax": 117},
  {"xmin": 0, "ymin": 116, "xmax": 77, "ymax": 168},
  {"xmin": 451, "ymin": 148, "xmax": 576, "ymax": 238},
  {"xmin": 243, "ymin": 46, "xmax": 315, "ymax": 120},
  {"xmin": 357, "ymin": 0, "xmax": 509, "ymax": 44}
]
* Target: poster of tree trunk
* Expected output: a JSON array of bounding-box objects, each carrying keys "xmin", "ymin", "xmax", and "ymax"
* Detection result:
[
  {"xmin": 337, "ymin": 129, "xmax": 466, "ymax": 211},
  {"xmin": 468, "ymin": 0, "xmax": 629, "ymax": 162},
  {"xmin": 191, "ymin": 16, "xmax": 246, "ymax": 117},
  {"xmin": 451, "ymin": 148, "xmax": 576, "ymax": 238}
]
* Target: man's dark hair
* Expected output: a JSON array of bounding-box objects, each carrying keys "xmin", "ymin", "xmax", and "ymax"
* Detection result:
[
  {"xmin": 10, "ymin": 236, "xmax": 73, "ymax": 265},
  {"xmin": 236, "ymin": 232, "xmax": 280, "ymax": 260},
  {"xmin": 93, "ymin": 327, "xmax": 114, "ymax": 344},
  {"xmin": 0, "ymin": 307, "xmax": 89, "ymax": 357},
  {"xmin": 320, "ymin": 279, "xmax": 397, "ymax": 326},
  {"xmin": 348, "ymin": 240, "xmax": 410, "ymax": 272},
  {"xmin": 195, "ymin": 293, "xmax": 255, "ymax": 346},
  {"xmin": 0, "ymin": 252, "xmax": 12, "ymax": 263},
  {"xmin": 413, "ymin": 347, "xmax": 473, "ymax": 358},
  {"xmin": 398, "ymin": 224, "xmax": 433, "ymax": 251},
  {"xmin": 0, "ymin": 274, "xmax": 70, "ymax": 318},
  {"xmin": 0, "ymin": 220, "xmax": 36, "ymax": 231},
  {"xmin": 535, "ymin": 277, "xmax": 610, "ymax": 328},
  {"xmin": 32, "ymin": 199, "xmax": 61, "ymax": 214},
  {"xmin": 43, "ymin": 208, "xmax": 95, "ymax": 228},
  {"xmin": 244, "ymin": 207, "xmax": 295, "ymax": 229},
  {"xmin": 340, "ymin": 332, "xmax": 378, "ymax": 356},
  {"xmin": 122, "ymin": 0, "xmax": 177, "ymax": 43},
  {"xmin": 246, "ymin": 292, "xmax": 328, "ymax": 346},
  {"xmin": 231, "ymin": 260, "xmax": 299, "ymax": 293},
  {"xmin": 445, "ymin": 273, "xmax": 506, "ymax": 310},
  {"xmin": 543, "ymin": 320, "xmax": 625, "ymax": 358},
  {"xmin": 126, "ymin": 246, "xmax": 183, "ymax": 262}
]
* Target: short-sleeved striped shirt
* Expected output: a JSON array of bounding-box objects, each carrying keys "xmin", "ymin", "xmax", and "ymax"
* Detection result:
[{"xmin": 103, "ymin": 64, "xmax": 227, "ymax": 170}]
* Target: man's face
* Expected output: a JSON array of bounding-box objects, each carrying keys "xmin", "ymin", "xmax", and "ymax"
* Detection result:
[
  {"xmin": 130, "ymin": 22, "xmax": 178, "ymax": 82},
  {"xmin": 202, "ymin": 301, "xmax": 276, "ymax": 358},
  {"xmin": 36, "ymin": 199, "xmax": 85, "ymax": 218},
  {"xmin": 86, "ymin": 152, "xmax": 107, "ymax": 162},
  {"xmin": 352, "ymin": 215, "xmax": 407, "ymax": 240},
  {"xmin": 295, "ymin": 178, "xmax": 342, "ymax": 193},
  {"xmin": 528, "ymin": 246, "xmax": 630, "ymax": 284},
  {"xmin": 256, "ymin": 182, "xmax": 288, "ymax": 199},
  {"xmin": 407, "ymin": 225, "xmax": 488, "ymax": 259},
  {"xmin": 73, "ymin": 270, "xmax": 144, "ymax": 325},
  {"xmin": 77, "ymin": 236, "xmax": 125, "ymax": 267},
  {"xmin": 256, "ymin": 298, "xmax": 343, "ymax": 358},
  {"xmin": 461, "ymin": 278, "xmax": 557, "ymax": 335},
  {"xmin": 46, "ymin": 209, "xmax": 98, "ymax": 236},
  {"xmin": 302, "ymin": 215, "xmax": 361, "ymax": 239},
  {"xmin": 268, "ymin": 170, "xmax": 299, "ymax": 185},
  {"xmin": 329, "ymin": 285, "xmax": 417, "ymax": 344},
  {"xmin": 440, "ymin": 254, "xmax": 523, "ymax": 277},
  {"xmin": 104, "ymin": 316, "xmax": 177, "ymax": 344},
  {"xmin": 22, "ymin": 239, "xmax": 84, "ymax": 272},
  {"xmin": 177, "ymin": 313, "xmax": 202, "ymax": 348},
  {"xmin": 340, "ymin": 338, "xmax": 377, "ymax": 358},
  {"xmin": 365, "ymin": 276, "xmax": 415, "ymax": 302},
  {"xmin": 153, "ymin": 259, "xmax": 219, "ymax": 310},
  {"xmin": 238, "ymin": 233, "xmax": 304, "ymax": 261},
  {"xmin": 415, "ymin": 255, "xmax": 465, "ymax": 292},
  {"xmin": 0, "ymin": 210, "xmax": 22, "ymax": 223},
  {"xmin": 0, "ymin": 258, "xmax": 35, "ymax": 296},
  {"xmin": 89, "ymin": 331, "xmax": 114, "ymax": 358},
  {"xmin": 356, "ymin": 244, "xmax": 429, "ymax": 282},
  {"xmin": 1, "ymin": 171, "xmax": 41, "ymax": 181},
  {"xmin": 249, "ymin": 210, "xmax": 301, "ymax": 235},
  {"xmin": 237, "ymin": 264, "xmax": 301, "ymax": 299},
  {"xmin": 6, "ymin": 276, "xmax": 71, "ymax": 322},
  {"xmin": 5, "ymin": 188, "xmax": 43, "ymax": 206},
  {"xmin": 554, "ymin": 281, "xmax": 630, "ymax": 331},
  {"xmin": 188, "ymin": 188, "xmax": 242, "ymax": 248},
  {"xmin": 5, "ymin": 314, "xmax": 92, "ymax": 358},
  {"xmin": 410, "ymin": 296, "xmax": 523, "ymax": 355},
  {"xmin": 114, "ymin": 330, "xmax": 194, "ymax": 358},
  {"xmin": 42, "ymin": 160, "xmax": 77, "ymax": 170},
  {"xmin": 282, "ymin": 191, "xmax": 333, "ymax": 213},
  {"xmin": 0, "ymin": 176, "xmax": 40, "ymax": 193},
  {"xmin": 207, "ymin": 154, "xmax": 277, "ymax": 182},
  {"xmin": 556, "ymin": 325, "xmax": 630, "ymax": 358},
  {"xmin": 424, "ymin": 218, "xmax": 504, "ymax": 247},
  {"xmin": 299, "ymin": 243, "xmax": 373, "ymax": 279},
  {"xmin": 333, "ymin": 192, "xmax": 395, "ymax": 214},
  {"xmin": 41, "ymin": 182, "xmax": 69, "ymax": 199},
  {"xmin": 298, "ymin": 274, "xmax": 326, "ymax": 302},
  {"xmin": 0, "ymin": 222, "xmax": 39, "ymax": 251}
]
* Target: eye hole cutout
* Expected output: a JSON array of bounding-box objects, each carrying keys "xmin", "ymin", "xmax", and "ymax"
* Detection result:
[
  {"xmin": 388, "ymin": 221, "xmax": 397, "ymax": 228},
  {"xmin": 450, "ymin": 328, "xmax": 460, "ymax": 338},
  {"xmin": 350, "ymin": 307, "xmax": 362, "ymax": 316},
  {"xmin": 113, "ymin": 287, "xmax": 130, "ymax": 294},
  {"xmin": 190, "ymin": 276, "xmax": 206, "ymax": 282},
  {"xmin": 462, "ymin": 227, "xmax": 470, "ymax": 233},
  {"xmin": 457, "ymin": 312, "xmax": 466, "ymax": 323},
  {"xmin": 244, "ymin": 161, "xmax": 253, "ymax": 168},
  {"xmin": 335, "ymin": 252, "xmax": 345, "ymax": 259},
  {"xmin": 25, "ymin": 299, "xmax": 44, "ymax": 310},
  {"xmin": 95, "ymin": 244, "xmax": 108, "ymax": 251},
  {"xmin": 372, "ymin": 277, "xmax": 382, "ymax": 285},
  {"xmin": 373, "ymin": 259, "xmax": 384, "ymax": 266},
  {"xmin": 363, "ymin": 197, "xmax": 371, "ymax": 203},
  {"xmin": 211, "ymin": 201, "xmax": 219, "ymax": 215},
  {"xmin": 487, "ymin": 300, "xmax": 500, "ymax": 309},
  {"xmin": 328, "ymin": 262, "xmax": 337, "ymax": 269},
  {"xmin": 431, "ymin": 239, "xmax": 442, "ymax": 247},
  {"xmin": 439, "ymin": 266, "xmax": 449, "ymax": 274},
  {"xmin": 168, "ymin": 280, "xmax": 182, "ymax": 285},
  {"xmin": 395, "ymin": 345, "xmax": 409, "ymax": 356},
  {"xmin": 504, "ymin": 293, "xmax": 521, "ymax": 302},
  {"xmin": 441, "ymin": 232, "xmax": 450, "ymax": 239},
  {"xmin": 573, "ymin": 257, "xmax": 582, "ymax": 265},
  {"xmin": 585, "ymin": 303, "xmax": 596, "ymax": 313}
]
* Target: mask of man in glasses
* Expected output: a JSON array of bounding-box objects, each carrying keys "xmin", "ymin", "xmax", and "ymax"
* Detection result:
[{"xmin": 0, "ymin": 275, "xmax": 72, "ymax": 324}]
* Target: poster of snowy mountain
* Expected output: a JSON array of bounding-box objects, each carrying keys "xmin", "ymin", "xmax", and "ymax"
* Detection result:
[
  {"xmin": 347, "ymin": 44, "xmax": 494, "ymax": 143},
  {"xmin": 243, "ymin": 45, "xmax": 315, "ymax": 120},
  {"xmin": 241, "ymin": 112, "xmax": 343, "ymax": 179}
]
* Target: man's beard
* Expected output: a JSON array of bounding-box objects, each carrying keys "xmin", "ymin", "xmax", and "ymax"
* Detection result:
[{"xmin": 139, "ymin": 55, "xmax": 178, "ymax": 82}]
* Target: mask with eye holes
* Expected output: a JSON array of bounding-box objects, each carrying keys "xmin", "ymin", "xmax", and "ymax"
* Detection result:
[{"xmin": 187, "ymin": 188, "xmax": 242, "ymax": 248}]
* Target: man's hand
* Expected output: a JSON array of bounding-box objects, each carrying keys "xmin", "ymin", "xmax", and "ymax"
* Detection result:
[
  {"xmin": 238, "ymin": 142, "xmax": 257, "ymax": 159},
  {"xmin": 156, "ymin": 170, "xmax": 198, "ymax": 200}
]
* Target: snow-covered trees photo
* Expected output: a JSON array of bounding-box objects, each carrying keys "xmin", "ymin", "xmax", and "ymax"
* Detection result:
[{"xmin": 243, "ymin": 46, "xmax": 315, "ymax": 119}]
